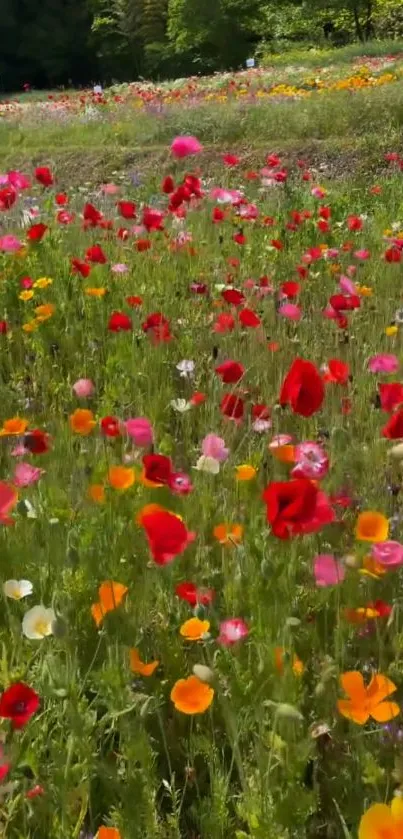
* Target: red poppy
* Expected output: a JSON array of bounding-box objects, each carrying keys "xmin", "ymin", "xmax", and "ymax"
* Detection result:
[
  {"xmin": 0, "ymin": 682, "xmax": 40, "ymax": 728},
  {"xmin": 212, "ymin": 207, "xmax": 225, "ymax": 223},
  {"xmin": 117, "ymin": 200, "xmax": 136, "ymax": 219},
  {"xmin": 55, "ymin": 193, "xmax": 68, "ymax": 205},
  {"xmin": 27, "ymin": 223, "xmax": 48, "ymax": 242},
  {"xmin": 190, "ymin": 391, "xmax": 206, "ymax": 405},
  {"xmin": 117, "ymin": 227, "xmax": 129, "ymax": 240},
  {"xmin": 0, "ymin": 186, "xmax": 16, "ymax": 211},
  {"xmin": 25, "ymin": 785, "xmax": 44, "ymax": 799},
  {"xmin": 24, "ymin": 429, "xmax": 50, "ymax": 454},
  {"xmin": 141, "ymin": 510, "xmax": 194, "ymax": 565},
  {"xmin": 220, "ymin": 394, "xmax": 244, "ymax": 421},
  {"xmin": 35, "ymin": 167, "xmax": 53, "ymax": 187},
  {"xmin": 263, "ymin": 479, "xmax": 327, "ymax": 539},
  {"xmin": 162, "ymin": 175, "xmax": 175, "ymax": 194},
  {"xmin": 0, "ymin": 321, "xmax": 8, "ymax": 335},
  {"xmin": 347, "ymin": 214, "xmax": 363, "ymax": 231},
  {"xmin": 281, "ymin": 281, "xmax": 300, "ymax": 298},
  {"xmin": 175, "ymin": 582, "xmax": 215, "ymax": 606},
  {"xmin": 378, "ymin": 383, "xmax": 403, "ymax": 413},
  {"xmin": 126, "ymin": 295, "xmax": 143, "ymax": 307},
  {"xmin": 385, "ymin": 247, "xmax": 402, "ymax": 263},
  {"xmin": 221, "ymin": 289, "xmax": 245, "ymax": 306},
  {"xmin": 212, "ymin": 313, "xmax": 235, "ymax": 333},
  {"xmin": 239, "ymin": 308, "xmax": 261, "ymax": 328},
  {"xmin": 143, "ymin": 454, "xmax": 172, "ymax": 485},
  {"xmin": 223, "ymin": 154, "xmax": 240, "ymax": 166},
  {"xmin": 57, "ymin": 210, "xmax": 75, "ymax": 224},
  {"xmin": 83, "ymin": 203, "xmax": 103, "ymax": 226},
  {"xmin": 142, "ymin": 312, "xmax": 169, "ymax": 335},
  {"xmin": 324, "ymin": 359, "xmax": 350, "ymax": 385},
  {"xmin": 252, "ymin": 403, "xmax": 271, "ymax": 419},
  {"xmin": 136, "ymin": 239, "xmax": 151, "ymax": 252},
  {"xmin": 329, "ymin": 294, "xmax": 360, "ymax": 311},
  {"xmin": 233, "ymin": 232, "xmax": 246, "ymax": 245},
  {"xmin": 71, "ymin": 258, "xmax": 91, "ymax": 278},
  {"xmin": 215, "ymin": 360, "xmax": 244, "ymax": 384},
  {"xmin": 101, "ymin": 416, "xmax": 121, "ymax": 437},
  {"xmin": 108, "ymin": 311, "xmax": 132, "ymax": 332},
  {"xmin": 142, "ymin": 207, "xmax": 164, "ymax": 231},
  {"xmin": 319, "ymin": 206, "xmax": 331, "ymax": 220},
  {"xmin": 85, "ymin": 245, "xmax": 107, "ymax": 264},
  {"xmin": 317, "ymin": 219, "xmax": 330, "ymax": 233},
  {"xmin": 382, "ymin": 410, "xmax": 403, "ymax": 439},
  {"xmin": 271, "ymin": 239, "xmax": 284, "ymax": 250},
  {"xmin": 279, "ymin": 358, "xmax": 324, "ymax": 418}
]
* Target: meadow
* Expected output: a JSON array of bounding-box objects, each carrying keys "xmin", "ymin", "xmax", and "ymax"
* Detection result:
[{"xmin": 2, "ymin": 51, "xmax": 403, "ymax": 839}]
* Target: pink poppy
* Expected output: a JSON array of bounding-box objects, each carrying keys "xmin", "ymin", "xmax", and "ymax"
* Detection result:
[
  {"xmin": 100, "ymin": 183, "xmax": 120, "ymax": 195},
  {"xmin": 209, "ymin": 188, "xmax": 243, "ymax": 204},
  {"xmin": 171, "ymin": 136, "xmax": 203, "ymax": 158},
  {"xmin": 72, "ymin": 378, "xmax": 95, "ymax": 398},
  {"xmin": 202, "ymin": 434, "xmax": 229, "ymax": 462},
  {"xmin": 125, "ymin": 417, "xmax": 153, "ymax": 447},
  {"xmin": 339, "ymin": 275, "xmax": 357, "ymax": 295},
  {"xmin": 278, "ymin": 303, "xmax": 302, "ymax": 321},
  {"xmin": 0, "ymin": 235, "xmax": 22, "ymax": 252},
  {"xmin": 354, "ymin": 249, "xmax": 370, "ymax": 260},
  {"xmin": 7, "ymin": 171, "xmax": 31, "ymax": 190},
  {"xmin": 217, "ymin": 618, "xmax": 249, "ymax": 646},
  {"xmin": 13, "ymin": 463, "xmax": 44, "ymax": 487},
  {"xmin": 371, "ymin": 541, "xmax": 403, "ymax": 567},
  {"xmin": 368, "ymin": 354, "xmax": 399, "ymax": 374},
  {"xmin": 111, "ymin": 263, "xmax": 128, "ymax": 273},
  {"xmin": 292, "ymin": 441, "xmax": 329, "ymax": 480},
  {"xmin": 311, "ymin": 186, "xmax": 326, "ymax": 199},
  {"xmin": 313, "ymin": 554, "xmax": 345, "ymax": 586}
]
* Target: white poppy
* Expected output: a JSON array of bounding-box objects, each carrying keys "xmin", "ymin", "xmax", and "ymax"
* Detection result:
[
  {"xmin": 3, "ymin": 579, "xmax": 33, "ymax": 600},
  {"xmin": 176, "ymin": 359, "xmax": 195, "ymax": 378},
  {"xmin": 170, "ymin": 399, "xmax": 191, "ymax": 413},
  {"xmin": 22, "ymin": 605, "xmax": 56, "ymax": 640},
  {"xmin": 194, "ymin": 456, "xmax": 220, "ymax": 474}
]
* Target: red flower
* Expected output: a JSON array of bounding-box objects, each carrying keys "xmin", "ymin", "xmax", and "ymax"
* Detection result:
[
  {"xmin": 83, "ymin": 203, "xmax": 102, "ymax": 226},
  {"xmin": 252, "ymin": 403, "xmax": 270, "ymax": 419},
  {"xmin": 24, "ymin": 429, "xmax": 50, "ymax": 454},
  {"xmin": 0, "ymin": 682, "xmax": 39, "ymax": 728},
  {"xmin": 212, "ymin": 207, "xmax": 225, "ymax": 223},
  {"xmin": 263, "ymin": 479, "xmax": 333, "ymax": 539},
  {"xmin": 233, "ymin": 232, "xmax": 246, "ymax": 245},
  {"xmin": 143, "ymin": 454, "xmax": 172, "ymax": 485},
  {"xmin": 281, "ymin": 281, "xmax": 300, "ymax": 298},
  {"xmin": 324, "ymin": 358, "xmax": 350, "ymax": 385},
  {"xmin": 85, "ymin": 245, "xmax": 107, "ymax": 264},
  {"xmin": 55, "ymin": 193, "xmax": 68, "ymax": 205},
  {"xmin": 385, "ymin": 247, "xmax": 402, "ymax": 263},
  {"xmin": 101, "ymin": 416, "xmax": 121, "ymax": 437},
  {"xmin": 71, "ymin": 258, "xmax": 91, "ymax": 278},
  {"xmin": 379, "ymin": 383, "xmax": 403, "ymax": 413},
  {"xmin": 212, "ymin": 313, "xmax": 235, "ymax": 333},
  {"xmin": 26, "ymin": 785, "xmax": 44, "ymax": 799},
  {"xmin": 136, "ymin": 239, "xmax": 151, "ymax": 252},
  {"xmin": 35, "ymin": 167, "xmax": 53, "ymax": 187},
  {"xmin": 215, "ymin": 360, "xmax": 244, "ymax": 384},
  {"xmin": 329, "ymin": 294, "xmax": 360, "ymax": 311},
  {"xmin": 117, "ymin": 200, "xmax": 136, "ymax": 219},
  {"xmin": 141, "ymin": 510, "xmax": 194, "ymax": 565},
  {"xmin": 108, "ymin": 311, "xmax": 132, "ymax": 332},
  {"xmin": 279, "ymin": 358, "xmax": 324, "ymax": 417},
  {"xmin": 126, "ymin": 295, "xmax": 143, "ymax": 307},
  {"xmin": 239, "ymin": 308, "xmax": 261, "ymax": 328},
  {"xmin": 0, "ymin": 321, "xmax": 7, "ymax": 335},
  {"xmin": 347, "ymin": 214, "xmax": 363, "ymax": 231},
  {"xmin": 162, "ymin": 175, "xmax": 175, "ymax": 194},
  {"xmin": 142, "ymin": 312, "xmax": 171, "ymax": 343},
  {"xmin": 220, "ymin": 394, "xmax": 244, "ymax": 421},
  {"xmin": 221, "ymin": 289, "xmax": 245, "ymax": 306},
  {"xmin": 382, "ymin": 409, "xmax": 403, "ymax": 439},
  {"xmin": 223, "ymin": 153, "xmax": 240, "ymax": 166},
  {"xmin": 0, "ymin": 186, "xmax": 16, "ymax": 211},
  {"xmin": 175, "ymin": 581, "xmax": 215, "ymax": 606},
  {"xmin": 142, "ymin": 207, "xmax": 164, "ymax": 231},
  {"xmin": 27, "ymin": 223, "xmax": 48, "ymax": 242},
  {"xmin": 319, "ymin": 206, "xmax": 331, "ymax": 220},
  {"xmin": 190, "ymin": 391, "xmax": 206, "ymax": 405},
  {"xmin": 57, "ymin": 211, "xmax": 75, "ymax": 224},
  {"xmin": 317, "ymin": 219, "xmax": 330, "ymax": 233}
]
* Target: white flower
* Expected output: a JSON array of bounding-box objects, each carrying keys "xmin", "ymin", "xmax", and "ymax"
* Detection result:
[
  {"xmin": 170, "ymin": 398, "xmax": 192, "ymax": 413},
  {"xmin": 194, "ymin": 455, "xmax": 220, "ymax": 474},
  {"xmin": 22, "ymin": 605, "xmax": 56, "ymax": 640},
  {"xmin": 3, "ymin": 579, "xmax": 33, "ymax": 600},
  {"xmin": 176, "ymin": 359, "xmax": 195, "ymax": 378},
  {"xmin": 252, "ymin": 419, "xmax": 272, "ymax": 433}
]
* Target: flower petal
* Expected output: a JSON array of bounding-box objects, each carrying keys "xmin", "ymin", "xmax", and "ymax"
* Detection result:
[
  {"xmin": 340, "ymin": 671, "xmax": 366, "ymax": 701},
  {"xmin": 370, "ymin": 701, "xmax": 400, "ymax": 723}
]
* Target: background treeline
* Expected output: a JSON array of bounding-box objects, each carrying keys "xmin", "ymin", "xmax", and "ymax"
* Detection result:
[{"xmin": 2, "ymin": 0, "xmax": 403, "ymax": 91}]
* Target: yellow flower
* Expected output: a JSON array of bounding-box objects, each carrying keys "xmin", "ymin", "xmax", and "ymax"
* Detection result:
[
  {"xmin": 35, "ymin": 303, "xmax": 55, "ymax": 321},
  {"xmin": 22, "ymin": 320, "xmax": 39, "ymax": 333},
  {"xmin": 235, "ymin": 464, "xmax": 257, "ymax": 481},
  {"xmin": 386, "ymin": 325, "xmax": 398, "ymax": 337},
  {"xmin": 33, "ymin": 277, "xmax": 53, "ymax": 289},
  {"xmin": 19, "ymin": 290, "xmax": 34, "ymax": 301},
  {"xmin": 180, "ymin": 617, "xmax": 210, "ymax": 641},
  {"xmin": 85, "ymin": 287, "xmax": 107, "ymax": 297}
]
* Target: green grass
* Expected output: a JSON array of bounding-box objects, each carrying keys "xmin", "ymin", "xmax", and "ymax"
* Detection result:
[{"xmin": 260, "ymin": 37, "xmax": 403, "ymax": 67}]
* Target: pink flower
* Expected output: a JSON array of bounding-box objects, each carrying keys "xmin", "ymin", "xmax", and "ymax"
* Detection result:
[
  {"xmin": 13, "ymin": 463, "xmax": 44, "ymax": 487},
  {"xmin": 209, "ymin": 188, "xmax": 243, "ymax": 204},
  {"xmin": 20, "ymin": 277, "xmax": 33, "ymax": 289},
  {"xmin": 171, "ymin": 136, "xmax": 203, "ymax": 158},
  {"xmin": 354, "ymin": 249, "xmax": 370, "ymax": 260},
  {"xmin": 371, "ymin": 541, "xmax": 403, "ymax": 567},
  {"xmin": 111, "ymin": 263, "xmax": 128, "ymax": 273},
  {"xmin": 218, "ymin": 618, "xmax": 249, "ymax": 646},
  {"xmin": 311, "ymin": 186, "xmax": 326, "ymax": 199},
  {"xmin": 292, "ymin": 441, "xmax": 329, "ymax": 480},
  {"xmin": 125, "ymin": 417, "xmax": 153, "ymax": 447},
  {"xmin": 202, "ymin": 434, "xmax": 229, "ymax": 462},
  {"xmin": 278, "ymin": 303, "xmax": 302, "ymax": 321},
  {"xmin": 100, "ymin": 183, "xmax": 120, "ymax": 195},
  {"xmin": 368, "ymin": 354, "xmax": 399, "ymax": 374},
  {"xmin": 0, "ymin": 235, "xmax": 22, "ymax": 252},
  {"xmin": 11, "ymin": 444, "xmax": 28, "ymax": 457},
  {"xmin": 313, "ymin": 554, "xmax": 345, "ymax": 586},
  {"xmin": 168, "ymin": 472, "xmax": 193, "ymax": 495},
  {"xmin": 7, "ymin": 171, "xmax": 31, "ymax": 190},
  {"xmin": 339, "ymin": 275, "xmax": 357, "ymax": 295},
  {"xmin": 72, "ymin": 378, "xmax": 95, "ymax": 398}
]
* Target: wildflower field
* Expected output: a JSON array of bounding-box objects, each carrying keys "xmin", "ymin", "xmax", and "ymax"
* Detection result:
[{"xmin": 3, "ymin": 54, "xmax": 403, "ymax": 839}]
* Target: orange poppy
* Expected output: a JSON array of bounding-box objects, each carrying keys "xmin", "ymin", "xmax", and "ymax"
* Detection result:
[
  {"xmin": 359, "ymin": 797, "xmax": 403, "ymax": 839},
  {"xmin": 69, "ymin": 409, "xmax": 96, "ymax": 435},
  {"xmin": 97, "ymin": 829, "xmax": 122, "ymax": 839},
  {"xmin": 274, "ymin": 646, "xmax": 304, "ymax": 676},
  {"xmin": 0, "ymin": 417, "xmax": 28, "ymax": 436},
  {"xmin": 355, "ymin": 511, "xmax": 389, "ymax": 543},
  {"xmin": 360, "ymin": 554, "xmax": 387, "ymax": 578},
  {"xmin": 129, "ymin": 648, "xmax": 159, "ymax": 676},
  {"xmin": 213, "ymin": 523, "xmax": 243, "ymax": 546},
  {"xmin": 108, "ymin": 466, "xmax": 135, "ymax": 491},
  {"xmin": 35, "ymin": 303, "xmax": 55, "ymax": 321},
  {"xmin": 179, "ymin": 618, "xmax": 210, "ymax": 641},
  {"xmin": 170, "ymin": 675, "xmax": 214, "ymax": 715},
  {"xmin": 88, "ymin": 484, "xmax": 105, "ymax": 503},
  {"xmin": 91, "ymin": 580, "xmax": 128, "ymax": 627},
  {"xmin": 270, "ymin": 444, "xmax": 296, "ymax": 464},
  {"xmin": 337, "ymin": 671, "xmax": 400, "ymax": 724},
  {"xmin": 85, "ymin": 287, "xmax": 107, "ymax": 297},
  {"xmin": 235, "ymin": 464, "xmax": 257, "ymax": 481},
  {"xmin": 344, "ymin": 606, "xmax": 383, "ymax": 624}
]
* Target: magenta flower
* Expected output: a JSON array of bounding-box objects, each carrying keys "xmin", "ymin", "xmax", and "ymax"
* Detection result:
[
  {"xmin": 313, "ymin": 554, "xmax": 345, "ymax": 587},
  {"xmin": 217, "ymin": 618, "xmax": 249, "ymax": 646},
  {"xmin": 339, "ymin": 275, "xmax": 357, "ymax": 295},
  {"xmin": 292, "ymin": 441, "xmax": 329, "ymax": 480},
  {"xmin": 0, "ymin": 235, "xmax": 22, "ymax": 253},
  {"xmin": 171, "ymin": 135, "xmax": 203, "ymax": 158},
  {"xmin": 168, "ymin": 472, "xmax": 193, "ymax": 495},
  {"xmin": 368, "ymin": 354, "xmax": 399, "ymax": 374},
  {"xmin": 278, "ymin": 303, "xmax": 302, "ymax": 321},
  {"xmin": 202, "ymin": 434, "xmax": 229, "ymax": 462},
  {"xmin": 72, "ymin": 378, "xmax": 95, "ymax": 398},
  {"xmin": 371, "ymin": 541, "xmax": 403, "ymax": 567},
  {"xmin": 125, "ymin": 417, "xmax": 153, "ymax": 447},
  {"xmin": 13, "ymin": 463, "xmax": 44, "ymax": 488}
]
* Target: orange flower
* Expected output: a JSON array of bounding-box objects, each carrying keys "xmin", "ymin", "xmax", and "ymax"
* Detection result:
[
  {"xmin": 0, "ymin": 417, "xmax": 28, "ymax": 436},
  {"xmin": 129, "ymin": 647, "xmax": 159, "ymax": 676},
  {"xmin": 108, "ymin": 466, "xmax": 135, "ymax": 491},
  {"xmin": 35, "ymin": 303, "xmax": 55, "ymax": 321},
  {"xmin": 97, "ymin": 829, "xmax": 122, "ymax": 839},
  {"xmin": 85, "ymin": 287, "xmax": 107, "ymax": 297},
  {"xmin": 88, "ymin": 484, "xmax": 105, "ymax": 503},
  {"xmin": 270, "ymin": 444, "xmax": 296, "ymax": 464},
  {"xmin": 359, "ymin": 797, "xmax": 403, "ymax": 839},
  {"xmin": 91, "ymin": 580, "xmax": 128, "ymax": 627},
  {"xmin": 235, "ymin": 464, "xmax": 257, "ymax": 481},
  {"xmin": 337, "ymin": 671, "xmax": 400, "ymax": 724},
  {"xmin": 355, "ymin": 511, "xmax": 389, "ymax": 542},
  {"xmin": 170, "ymin": 675, "xmax": 214, "ymax": 715},
  {"xmin": 213, "ymin": 523, "xmax": 243, "ymax": 546},
  {"xmin": 179, "ymin": 617, "xmax": 210, "ymax": 641},
  {"xmin": 274, "ymin": 647, "xmax": 304, "ymax": 676},
  {"xmin": 70, "ymin": 408, "xmax": 96, "ymax": 435},
  {"xmin": 360, "ymin": 554, "xmax": 387, "ymax": 578},
  {"xmin": 344, "ymin": 606, "xmax": 383, "ymax": 624}
]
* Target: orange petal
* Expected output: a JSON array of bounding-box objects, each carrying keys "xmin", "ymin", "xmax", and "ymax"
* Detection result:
[
  {"xmin": 91, "ymin": 602, "xmax": 104, "ymax": 627},
  {"xmin": 370, "ymin": 701, "xmax": 400, "ymax": 723},
  {"xmin": 98, "ymin": 580, "xmax": 128, "ymax": 612},
  {"xmin": 130, "ymin": 648, "xmax": 159, "ymax": 676},
  {"xmin": 340, "ymin": 671, "xmax": 366, "ymax": 701},
  {"xmin": 367, "ymin": 673, "xmax": 397, "ymax": 706},
  {"xmin": 358, "ymin": 803, "xmax": 395, "ymax": 839},
  {"xmin": 337, "ymin": 699, "xmax": 369, "ymax": 724}
]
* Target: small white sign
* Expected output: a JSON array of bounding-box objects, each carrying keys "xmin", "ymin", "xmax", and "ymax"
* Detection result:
[{"xmin": 246, "ymin": 58, "xmax": 255, "ymax": 69}]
